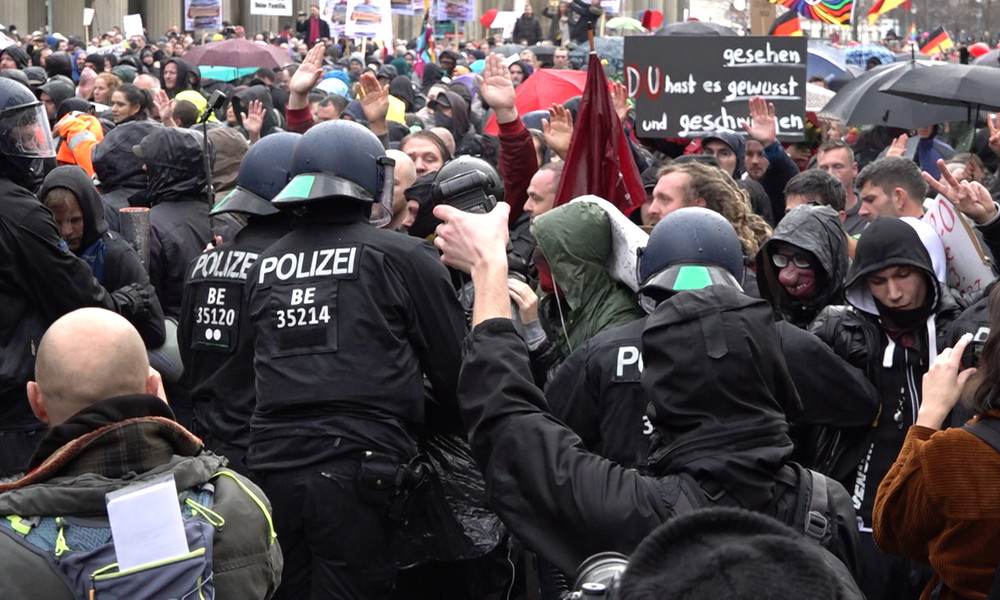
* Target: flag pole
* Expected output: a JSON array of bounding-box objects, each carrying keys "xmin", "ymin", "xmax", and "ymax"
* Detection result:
[{"xmin": 588, "ymin": 22, "xmax": 594, "ymax": 53}]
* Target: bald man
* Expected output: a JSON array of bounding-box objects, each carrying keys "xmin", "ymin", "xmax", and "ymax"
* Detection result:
[
  {"xmin": 385, "ymin": 149, "xmax": 418, "ymax": 232},
  {"xmin": 0, "ymin": 308, "xmax": 283, "ymax": 599}
]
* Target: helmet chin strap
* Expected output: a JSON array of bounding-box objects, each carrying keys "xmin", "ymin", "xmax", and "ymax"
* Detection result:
[{"xmin": 0, "ymin": 156, "xmax": 44, "ymax": 191}]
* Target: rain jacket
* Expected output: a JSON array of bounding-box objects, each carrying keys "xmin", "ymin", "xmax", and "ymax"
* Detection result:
[
  {"xmin": 38, "ymin": 166, "xmax": 165, "ymax": 348},
  {"xmin": 93, "ymin": 120, "xmax": 162, "ymax": 233},
  {"xmin": 810, "ymin": 216, "xmax": 962, "ymax": 529},
  {"xmin": 459, "ymin": 285, "xmax": 860, "ymax": 583},
  {"xmin": 53, "ymin": 112, "xmax": 104, "ymax": 177},
  {"xmin": 532, "ymin": 202, "xmax": 644, "ymax": 358},
  {"xmin": 141, "ymin": 128, "xmax": 216, "ymax": 319},
  {"xmin": 756, "ymin": 205, "xmax": 849, "ymax": 328},
  {"xmin": 160, "ymin": 57, "xmax": 195, "ymax": 99}
]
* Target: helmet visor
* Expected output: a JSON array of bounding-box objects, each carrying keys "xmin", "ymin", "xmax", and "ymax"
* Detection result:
[
  {"xmin": 0, "ymin": 102, "xmax": 55, "ymax": 158},
  {"xmin": 370, "ymin": 155, "xmax": 394, "ymax": 228}
]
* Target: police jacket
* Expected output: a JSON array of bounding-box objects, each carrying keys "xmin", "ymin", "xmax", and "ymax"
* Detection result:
[
  {"xmin": 460, "ymin": 285, "xmax": 859, "ymax": 579},
  {"xmin": 178, "ymin": 216, "xmax": 296, "ymax": 452},
  {"xmin": 39, "ymin": 166, "xmax": 165, "ymax": 348},
  {"xmin": 246, "ymin": 204, "xmax": 466, "ymax": 470},
  {"xmin": 810, "ymin": 216, "xmax": 961, "ymax": 529},
  {"xmin": 0, "ymin": 177, "xmax": 116, "ymax": 428}
]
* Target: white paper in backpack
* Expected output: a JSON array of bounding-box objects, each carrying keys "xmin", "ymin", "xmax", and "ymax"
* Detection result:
[{"xmin": 106, "ymin": 474, "xmax": 189, "ymax": 571}]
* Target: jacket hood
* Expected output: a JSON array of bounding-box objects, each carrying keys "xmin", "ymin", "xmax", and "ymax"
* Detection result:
[
  {"xmin": 389, "ymin": 75, "xmax": 415, "ymax": 112},
  {"xmin": 532, "ymin": 201, "xmax": 643, "ymax": 353},
  {"xmin": 40, "ymin": 79, "xmax": 76, "ymax": 112},
  {"xmin": 702, "ymin": 131, "xmax": 745, "ymax": 178},
  {"xmin": 45, "ymin": 51, "xmax": 73, "ymax": 79},
  {"xmin": 93, "ymin": 120, "xmax": 161, "ymax": 191},
  {"xmin": 642, "ymin": 285, "xmax": 798, "ymax": 508},
  {"xmin": 2, "ymin": 46, "xmax": 29, "ymax": 69},
  {"xmin": 420, "ymin": 62, "xmax": 443, "ymax": 92},
  {"xmin": 39, "ymin": 165, "xmax": 108, "ymax": 251},
  {"xmin": 756, "ymin": 204, "xmax": 848, "ymax": 326},
  {"xmin": 140, "ymin": 127, "xmax": 214, "ymax": 205},
  {"xmin": 435, "ymin": 90, "xmax": 471, "ymax": 142},
  {"xmin": 206, "ymin": 126, "xmax": 249, "ymax": 196},
  {"xmin": 161, "ymin": 57, "xmax": 194, "ymax": 97},
  {"xmin": 844, "ymin": 215, "xmax": 938, "ymax": 316},
  {"xmin": 233, "ymin": 85, "xmax": 277, "ymax": 136}
]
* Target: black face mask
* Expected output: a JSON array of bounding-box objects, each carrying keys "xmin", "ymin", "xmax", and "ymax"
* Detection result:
[{"xmin": 433, "ymin": 110, "xmax": 453, "ymax": 132}]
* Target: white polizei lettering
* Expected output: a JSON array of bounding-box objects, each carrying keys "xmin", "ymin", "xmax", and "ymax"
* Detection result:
[
  {"xmin": 238, "ymin": 252, "xmax": 259, "ymax": 280},
  {"xmin": 192, "ymin": 253, "xmax": 210, "ymax": 278},
  {"xmin": 617, "ymin": 346, "xmax": 640, "ymax": 377},
  {"xmin": 258, "ymin": 256, "xmax": 278, "ymax": 282},
  {"xmin": 258, "ymin": 248, "xmax": 358, "ymax": 283},
  {"xmin": 276, "ymin": 253, "xmax": 297, "ymax": 280}
]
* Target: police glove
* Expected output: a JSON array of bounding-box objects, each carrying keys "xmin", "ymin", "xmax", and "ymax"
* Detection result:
[{"xmin": 111, "ymin": 283, "xmax": 154, "ymax": 322}]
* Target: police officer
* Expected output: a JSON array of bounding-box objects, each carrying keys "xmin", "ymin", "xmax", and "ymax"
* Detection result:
[
  {"xmin": 245, "ymin": 120, "xmax": 467, "ymax": 599},
  {"xmin": 178, "ymin": 132, "xmax": 301, "ymax": 478},
  {"xmin": 0, "ymin": 78, "xmax": 155, "ymax": 476}
]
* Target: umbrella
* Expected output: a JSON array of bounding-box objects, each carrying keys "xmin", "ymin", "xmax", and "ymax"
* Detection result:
[
  {"xmin": 654, "ymin": 20, "xmax": 736, "ymax": 36},
  {"xmin": 827, "ymin": 64, "xmax": 862, "ymax": 92},
  {"xmin": 973, "ymin": 49, "xmax": 1000, "ymax": 68},
  {"xmin": 482, "ymin": 68, "xmax": 588, "ymax": 135},
  {"xmin": 605, "ymin": 16, "xmax": 645, "ymax": 33},
  {"xmin": 182, "ymin": 38, "xmax": 293, "ymax": 70},
  {"xmin": 806, "ymin": 83, "xmax": 836, "ymax": 112},
  {"xmin": 526, "ymin": 44, "xmax": 556, "ymax": 66},
  {"xmin": 569, "ymin": 36, "xmax": 623, "ymax": 75},
  {"xmin": 492, "ymin": 44, "xmax": 525, "ymax": 58},
  {"xmin": 879, "ymin": 62, "xmax": 1000, "ymax": 112},
  {"xmin": 844, "ymin": 44, "xmax": 895, "ymax": 69},
  {"xmin": 807, "ymin": 43, "xmax": 846, "ymax": 80},
  {"xmin": 820, "ymin": 60, "xmax": 969, "ymax": 129}
]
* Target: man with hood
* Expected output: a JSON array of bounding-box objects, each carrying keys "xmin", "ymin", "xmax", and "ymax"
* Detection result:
[
  {"xmin": 700, "ymin": 131, "xmax": 775, "ymax": 225},
  {"xmin": 39, "ymin": 78, "xmax": 76, "ymax": 126},
  {"xmin": 92, "ymin": 120, "xmax": 160, "ymax": 233},
  {"xmin": 39, "ymin": 165, "xmax": 165, "ymax": 348},
  {"xmin": 160, "ymin": 57, "xmax": 194, "ymax": 99},
  {"xmin": 431, "ymin": 201, "xmax": 861, "ymax": 592},
  {"xmin": 43, "ymin": 51, "xmax": 73, "ymax": 80},
  {"xmin": 0, "ymin": 46, "xmax": 30, "ymax": 70},
  {"xmin": 756, "ymin": 204, "xmax": 849, "ymax": 329},
  {"xmin": 810, "ymin": 215, "xmax": 963, "ymax": 600}
]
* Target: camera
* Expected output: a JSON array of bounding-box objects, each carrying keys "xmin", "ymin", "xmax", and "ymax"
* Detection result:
[
  {"xmin": 565, "ymin": 552, "xmax": 629, "ymax": 599},
  {"xmin": 433, "ymin": 170, "xmax": 499, "ymax": 214}
]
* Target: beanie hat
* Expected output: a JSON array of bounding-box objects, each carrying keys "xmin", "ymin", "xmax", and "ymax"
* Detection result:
[{"xmin": 618, "ymin": 507, "xmax": 850, "ymax": 600}]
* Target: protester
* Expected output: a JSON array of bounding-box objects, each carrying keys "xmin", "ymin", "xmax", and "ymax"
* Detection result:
[{"xmin": 512, "ymin": 5, "xmax": 543, "ymax": 46}]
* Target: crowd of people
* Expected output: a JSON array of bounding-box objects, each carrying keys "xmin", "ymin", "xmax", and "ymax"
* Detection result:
[{"xmin": 3, "ymin": 5, "xmax": 1000, "ymax": 599}]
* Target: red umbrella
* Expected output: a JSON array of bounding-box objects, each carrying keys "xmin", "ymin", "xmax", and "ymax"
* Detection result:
[
  {"xmin": 483, "ymin": 69, "xmax": 588, "ymax": 135},
  {"xmin": 181, "ymin": 38, "xmax": 293, "ymax": 69}
]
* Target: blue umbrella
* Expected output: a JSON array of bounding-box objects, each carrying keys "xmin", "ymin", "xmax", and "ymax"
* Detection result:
[
  {"xmin": 844, "ymin": 44, "xmax": 896, "ymax": 69},
  {"xmin": 807, "ymin": 43, "xmax": 846, "ymax": 80}
]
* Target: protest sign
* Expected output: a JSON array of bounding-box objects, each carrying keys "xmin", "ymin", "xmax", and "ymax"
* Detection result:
[
  {"xmin": 437, "ymin": 0, "xmax": 476, "ymax": 22},
  {"xmin": 624, "ymin": 36, "xmax": 807, "ymax": 140},
  {"xmin": 250, "ymin": 0, "xmax": 293, "ymax": 16},
  {"xmin": 922, "ymin": 195, "xmax": 996, "ymax": 296},
  {"xmin": 184, "ymin": 0, "xmax": 223, "ymax": 30},
  {"xmin": 346, "ymin": 0, "xmax": 390, "ymax": 37},
  {"xmin": 123, "ymin": 14, "xmax": 144, "ymax": 39}
]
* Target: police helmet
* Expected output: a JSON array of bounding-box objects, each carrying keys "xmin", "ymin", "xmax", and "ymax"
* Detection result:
[
  {"xmin": 0, "ymin": 78, "xmax": 56, "ymax": 189},
  {"xmin": 637, "ymin": 207, "xmax": 744, "ymax": 313},
  {"xmin": 431, "ymin": 155, "xmax": 505, "ymax": 214},
  {"xmin": 272, "ymin": 120, "xmax": 395, "ymax": 227},
  {"xmin": 212, "ymin": 131, "xmax": 301, "ymax": 217}
]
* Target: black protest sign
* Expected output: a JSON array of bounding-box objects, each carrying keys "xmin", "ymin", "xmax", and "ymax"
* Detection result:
[{"xmin": 624, "ymin": 36, "xmax": 807, "ymax": 141}]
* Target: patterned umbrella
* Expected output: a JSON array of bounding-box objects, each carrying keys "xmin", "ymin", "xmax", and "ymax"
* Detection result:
[{"xmin": 844, "ymin": 44, "xmax": 896, "ymax": 69}]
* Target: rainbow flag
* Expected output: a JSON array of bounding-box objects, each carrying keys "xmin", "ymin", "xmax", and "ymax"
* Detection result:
[
  {"xmin": 909, "ymin": 22, "xmax": 917, "ymax": 41},
  {"xmin": 768, "ymin": 0, "xmax": 853, "ymax": 26}
]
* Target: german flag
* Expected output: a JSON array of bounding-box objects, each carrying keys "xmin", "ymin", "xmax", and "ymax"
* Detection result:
[
  {"xmin": 867, "ymin": 0, "xmax": 908, "ymax": 25},
  {"xmin": 769, "ymin": 11, "xmax": 803, "ymax": 36},
  {"xmin": 920, "ymin": 26, "xmax": 953, "ymax": 55}
]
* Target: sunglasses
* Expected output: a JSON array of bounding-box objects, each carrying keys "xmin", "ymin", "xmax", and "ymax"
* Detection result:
[{"xmin": 771, "ymin": 254, "xmax": 811, "ymax": 269}]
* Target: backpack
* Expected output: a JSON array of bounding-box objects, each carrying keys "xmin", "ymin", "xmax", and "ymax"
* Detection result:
[
  {"xmin": 957, "ymin": 418, "xmax": 1000, "ymax": 600},
  {"xmin": 668, "ymin": 462, "xmax": 861, "ymax": 595},
  {"xmin": 0, "ymin": 471, "xmax": 251, "ymax": 600}
]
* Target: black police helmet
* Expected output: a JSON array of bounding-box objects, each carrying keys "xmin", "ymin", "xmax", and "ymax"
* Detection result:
[
  {"xmin": 432, "ymin": 155, "xmax": 504, "ymax": 213},
  {"xmin": 637, "ymin": 207, "xmax": 744, "ymax": 312},
  {"xmin": 212, "ymin": 131, "xmax": 301, "ymax": 217},
  {"xmin": 273, "ymin": 120, "xmax": 395, "ymax": 226},
  {"xmin": 0, "ymin": 78, "xmax": 56, "ymax": 189}
]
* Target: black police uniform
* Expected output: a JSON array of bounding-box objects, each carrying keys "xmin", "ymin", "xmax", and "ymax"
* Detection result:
[
  {"xmin": 246, "ymin": 204, "xmax": 466, "ymax": 599},
  {"xmin": 177, "ymin": 217, "xmax": 295, "ymax": 477}
]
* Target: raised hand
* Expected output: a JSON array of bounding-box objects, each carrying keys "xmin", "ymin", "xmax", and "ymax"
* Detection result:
[
  {"xmin": 741, "ymin": 96, "xmax": 777, "ymax": 146},
  {"xmin": 885, "ymin": 133, "xmax": 909, "ymax": 158},
  {"xmin": 154, "ymin": 89, "xmax": 175, "ymax": 126},
  {"xmin": 478, "ymin": 53, "xmax": 517, "ymax": 124},
  {"xmin": 357, "ymin": 72, "xmax": 388, "ymax": 135},
  {"xmin": 923, "ymin": 158, "xmax": 997, "ymax": 224},
  {"xmin": 242, "ymin": 99, "xmax": 265, "ymax": 144},
  {"xmin": 988, "ymin": 113, "xmax": 1000, "ymax": 158},
  {"xmin": 288, "ymin": 43, "xmax": 326, "ymax": 110},
  {"xmin": 541, "ymin": 103, "xmax": 574, "ymax": 160},
  {"xmin": 610, "ymin": 80, "xmax": 629, "ymax": 123}
]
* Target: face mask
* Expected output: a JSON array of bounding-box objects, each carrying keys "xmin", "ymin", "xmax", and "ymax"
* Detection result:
[{"xmin": 433, "ymin": 110, "xmax": 453, "ymax": 132}]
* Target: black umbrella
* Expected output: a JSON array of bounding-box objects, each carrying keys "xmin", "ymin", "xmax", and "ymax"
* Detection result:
[
  {"xmin": 569, "ymin": 36, "xmax": 624, "ymax": 75},
  {"xmin": 827, "ymin": 64, "xmax": 862, "ymax": 92},
  {"xmin": 654, "ymin": 21, "xmax": 736, "ymax": 36},
  {"xmin": 820, "ymin": 59, "xmax": 969, "ymax": 129},
  {"xmin": 527, "ymin": 44, "xmax": 556, "ymax": 66},
  {"xmin": 879, "ymin": 62, "xmax": 1000, "ymax": 112},
  {"xmin": 973, "ymin": 49, "xmax": 1000, "ymax": 68}
]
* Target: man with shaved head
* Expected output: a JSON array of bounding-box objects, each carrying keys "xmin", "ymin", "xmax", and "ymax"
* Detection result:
[{"xmin": 0, "ymin": 308, "xmax": 283, "ymax": 599}]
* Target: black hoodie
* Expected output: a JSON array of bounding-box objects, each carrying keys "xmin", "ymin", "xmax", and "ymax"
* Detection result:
[
  {"xmin": 757, "ymin": 205, "xmax": 849, "ymax": 328},
  {"xmin": 92, "ymin": 120, "xmax": 162, "ymax": 231},
  {"xmin": 38, "ymin": 166, "xmax": 165, "ymax": 347},
  {"xmin": 160, "ymin": 57, "xmax": 194, "ymax": 99},
  {"xmin": 140, "ymin": 128, "xmax": 216, "ymax": 319},
  {"xmin": 1, "ymin": 46, "xmax": 29, "ymax": 69},
  {"xmin": 44, "ymin": 51, "xmax": 73, "ymax": 79}
]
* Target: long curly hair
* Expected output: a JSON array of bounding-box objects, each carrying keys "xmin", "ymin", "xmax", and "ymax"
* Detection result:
[{"xmin": 657, "ymin": 161, "xmax": 772, "ymax": 258}]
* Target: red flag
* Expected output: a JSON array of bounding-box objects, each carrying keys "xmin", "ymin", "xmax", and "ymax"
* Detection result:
[{"xmin": 553, "ymin": 53, "xmax": 645, "ymax": 216}]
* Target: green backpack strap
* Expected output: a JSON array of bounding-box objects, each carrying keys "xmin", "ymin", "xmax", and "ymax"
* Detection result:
[{"xmin": 212, "ymin": 470, "xmax": 277, "ymax": 546}]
